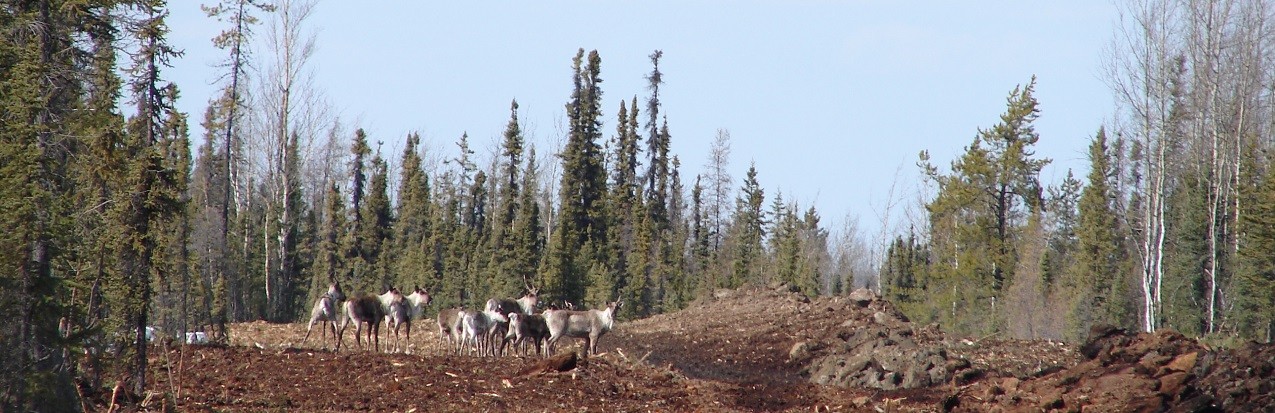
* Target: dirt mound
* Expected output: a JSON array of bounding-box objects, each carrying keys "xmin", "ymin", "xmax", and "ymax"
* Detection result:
[{"xmin": 950, "ymin": 324, "xmax": 1275, "ymax": 412}]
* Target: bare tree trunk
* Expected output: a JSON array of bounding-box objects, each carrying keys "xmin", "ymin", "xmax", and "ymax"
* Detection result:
[
  {"xmin": 1109, "ymin": 0, "xmax": 1178, "ymax": 333},
  {"xmin": 256, "ymin": 0, "xmax": 318, "ymax": 321}
]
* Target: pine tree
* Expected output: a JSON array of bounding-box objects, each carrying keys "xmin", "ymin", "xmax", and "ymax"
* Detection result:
[{"xmin": 918, "ymin": 78, "xmax": 1049, "ymax": 335}]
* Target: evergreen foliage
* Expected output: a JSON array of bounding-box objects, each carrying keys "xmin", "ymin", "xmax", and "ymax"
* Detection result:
[{"xmin": 16, "ymin": 7, "xmax": 1275, "ymax": 409}]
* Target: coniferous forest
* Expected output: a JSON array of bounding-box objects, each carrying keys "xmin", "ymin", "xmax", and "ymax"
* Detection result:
[{"xmin": 4, "ymin": 0, "xmax": 1275, "ymax": 410}]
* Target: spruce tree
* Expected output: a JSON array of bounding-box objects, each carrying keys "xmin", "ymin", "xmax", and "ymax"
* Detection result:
[
  {"xmin": 547, "ymin": 49, "xmax": 607, "ymax": 306},
  {"xmin": 1069, "ymin": 128, "xmax": 1129, "ymax": 339},
  {"xmin": 490, "ymin": 101, "xmax": 525, "ymax": 298},
  {"xmin": 311, "ymin": 183, "xmax": 347, "ymax": 302},
  {"xmin": 513, "ymin": 147, "xmax": 545, "ymax": 295},
  {"xmin": 644, "ymin": 50, "xmax": 670, "ymax": 227},
  {"xmin": 1236, "ymin": 147, "xmax": 1275, "ymax": 342},
  {"xmin": 663, "ymin": 156, "xmax": 689, "ymax": 310},
  {"xmin": 689, "ymin": 176, "xmax": 712, "ymax": 296},
  {"xmin": 0, "ymin": 0, "xmax": 89, "ymax": 406},
  {"xmin": 358, "ymin": 150, "xmax": 393, "ymax": 292},
  {"xmin": 730, "ymin": 165, "xmax": 766, "ymax": 288},
  {"xmin": 113, "ymin": 0, "xmax": 185, "ymax": 394},
  {"xmin": 393, "ymin": 132, "xmax": 434, "ymax": 293}
]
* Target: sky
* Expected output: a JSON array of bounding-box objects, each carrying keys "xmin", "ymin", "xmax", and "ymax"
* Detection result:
[{"xmin": 167, "ymin": 1, "xmax": 1119, "ymax": 243}]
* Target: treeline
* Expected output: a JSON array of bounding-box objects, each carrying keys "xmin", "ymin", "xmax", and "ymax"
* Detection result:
[
  {"xmin": 0, "ymin": 1, "xmax": 864, "ymax": 409},
  {"xmin": 882, "ymin": 0, "xmax": 1275, "ymax": 345}
]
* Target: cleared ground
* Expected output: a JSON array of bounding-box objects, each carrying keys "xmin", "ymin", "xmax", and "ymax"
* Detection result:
[{"xmin": 76, "ymin": 285, "xmax": 1274, "ymax": 412}]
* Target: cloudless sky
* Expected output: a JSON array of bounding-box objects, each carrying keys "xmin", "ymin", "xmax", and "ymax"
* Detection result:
[{"xmin": 168, "ymin": 1, "xmax": 1118, "ymax": 242}]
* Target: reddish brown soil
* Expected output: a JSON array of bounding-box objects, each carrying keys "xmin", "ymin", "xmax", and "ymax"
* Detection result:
[{"xmin": 76, "ymin": 285, "xmax": 1273, "ymax": 412}]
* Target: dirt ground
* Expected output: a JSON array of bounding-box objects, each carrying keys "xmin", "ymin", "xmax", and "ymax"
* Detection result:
[{"xmin": 78, "ymin": 285, "xmax": 1274, "ymax": 412}]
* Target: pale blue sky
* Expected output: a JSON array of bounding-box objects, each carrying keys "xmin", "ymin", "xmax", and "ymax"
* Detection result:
[{"xmin": 168, "ymin": 2, "xmax": 1118, "ymax": 240}]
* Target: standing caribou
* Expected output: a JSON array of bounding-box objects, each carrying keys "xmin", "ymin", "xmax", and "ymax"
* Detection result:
[
  {"xmin": 461, "ymin": 308, "xmax": 509, "ymax": 357},
  {"xmin": 506, "ymin": 312, "xmax": 550, "ymax": 357},
  {"xmin": 436, "ymin": 307, "xmax": 465, "ymax": 354},
  {"xmin": 338, "ymin": 294, "xmax": 387, "ymax": 352},
  {"xmin": 544, "ymin": 300, "xmax": 622, "ymax": 357},
  {"xmin": 301, "ymin": 281, "xmax": 345, "ymax": 349},
  {"xmin": 484, "ymin": 281, "xmax": 539, "ymax": 317},
  {"xmin": 385, "ymin": 287, "xmax": 431, "ymax": 352}
]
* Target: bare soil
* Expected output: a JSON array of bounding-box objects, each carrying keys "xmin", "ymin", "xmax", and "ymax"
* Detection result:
[{"xmin": 76, "ymin": 285, "xmax": 1274, "ymax": 412}]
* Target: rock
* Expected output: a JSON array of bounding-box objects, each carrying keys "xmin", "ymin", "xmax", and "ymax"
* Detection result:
[
  {"xmin": 712, "ymin": 289, "xmax": 735, "ymax": 299},
  {"xmin": 1080, "ymin": 324, "xmax": 1128, "ymax": 360},
  {"xmin": 1000, "ymin": 377, "xmax": 1020, "ymax": 392},
  {"xmin": 872, "ymin": 311, "xmax": 897, "ymax": 325},
  {"xmin": 848, "ymin": 288, "xmax": 877, "ymax": 307},
  {"xmin": 788, "ymin": 341, "xmax": 812, "ymax": 363},
  {"xmin": 1158, "ymin": 371, "xmax": 1191, "ymax": 397},
  {"xmin": 1164, "ymin": 352, "xmax": 1198, "ymax": 374}
]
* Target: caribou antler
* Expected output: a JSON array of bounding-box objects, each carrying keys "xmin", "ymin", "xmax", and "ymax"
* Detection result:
[{"xmin": 522, "ymin": 274, "xmax": 538, "ymax": 295}]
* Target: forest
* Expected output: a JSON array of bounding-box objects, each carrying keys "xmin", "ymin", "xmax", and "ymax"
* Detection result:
[{"xmin": 2, "ymin": 0, "xmax": 1275, "ymax": 411}]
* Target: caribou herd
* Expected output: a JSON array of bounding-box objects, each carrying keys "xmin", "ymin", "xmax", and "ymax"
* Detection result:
[{"xmin": 301, "ymin": 281, "xmax": 623, "ymax": 358}]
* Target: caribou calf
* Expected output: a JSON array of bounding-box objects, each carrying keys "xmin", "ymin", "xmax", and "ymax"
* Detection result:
[
  {"xmin": 506, "ymin": 312, "xmax": 550, "ymax": 357},
  {"xmin": 544, "ymin": 301, "xmax": 622, "ymax": 357},
  {"xmin": 461, "ymin": 309, "xmax": 509, "ymax": 357},
  {"xmin": 398, "ymin": 287, "xmax": 431, "ymax": 346},
  {"xmin": 301, "ymin": 282, "xmax": 345, "ymax": 349},
  {"xmin": 338, "ymin": 295, "xmax": 386, "ymax": 352},
  {"xmin": 437, "ymin": 307, "xmax": 464, "ymax": 354}
]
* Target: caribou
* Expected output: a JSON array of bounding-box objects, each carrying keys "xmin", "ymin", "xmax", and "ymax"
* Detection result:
[
  {"xmin": 484, "ymin": 283, "xmax": 539, "ymax": 317},
  {"xmin": 506, "ymin": 312, "xmax": 550, "ymax": 357},
  {"xmin": 544, "ymin": 300, "xmax": 622, "ymax": 357},
  {"xmin": 338, "ymin": 294, "xmax": 387, "ymax": 352},
  {"xmin": 436, "ymin": 307, "xmax": 465, "ymax": 354},
  {"xmin": 301, "ymin": 281, "xmax": 345, "ymax": 349},
  {"xmin": 461, "ymin": 309, "xmax": 509, "ymax": 357},
  {"xmin": 383, "ymin": 287, "xmax": 431, "ymax": 352}
]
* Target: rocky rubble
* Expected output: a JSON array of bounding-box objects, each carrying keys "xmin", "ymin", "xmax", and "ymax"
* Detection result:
[
  {"xmin": 950, "ymin": 324, "xmax": 1275, "ymax": 412},
  {"xmin": 796, "ymin": 288, "xmax": 976, "ymax": 390}
]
